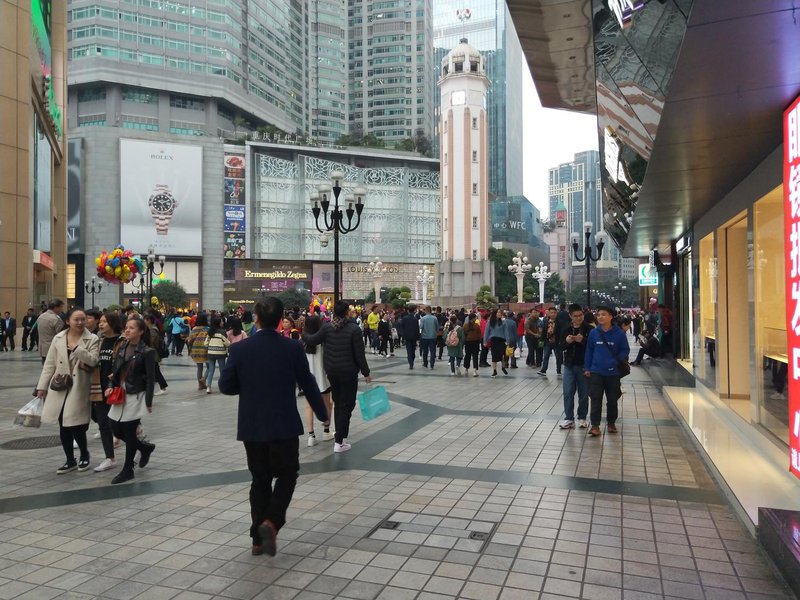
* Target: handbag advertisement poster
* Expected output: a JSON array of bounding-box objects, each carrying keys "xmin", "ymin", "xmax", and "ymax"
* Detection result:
[{"xmin": 119, "ymin": 139, "xmax": 203, "ymax": 256}]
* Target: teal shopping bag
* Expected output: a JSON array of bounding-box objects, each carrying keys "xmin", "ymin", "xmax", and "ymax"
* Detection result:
[{"xmin": 358, "ymin": 386, "xmax": 390, "ymax": 421}]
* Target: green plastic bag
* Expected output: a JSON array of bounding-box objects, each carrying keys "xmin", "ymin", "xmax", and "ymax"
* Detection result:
[{"xmin": 358, "ymin": 386, "xmax": 390, "ymax": 421}]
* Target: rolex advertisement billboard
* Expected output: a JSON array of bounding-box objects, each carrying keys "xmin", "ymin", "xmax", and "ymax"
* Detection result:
[{"xmin": 119, "ymin": 139, "xmax": 203, "ymax": 256}]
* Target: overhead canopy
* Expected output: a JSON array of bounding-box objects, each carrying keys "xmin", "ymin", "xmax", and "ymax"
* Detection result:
[{"xmin": 508, "ymin": 0, "xmax": 800, "ymax": 256}]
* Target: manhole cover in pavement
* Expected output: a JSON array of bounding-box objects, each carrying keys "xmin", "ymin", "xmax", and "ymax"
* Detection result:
[
  {"xmin": 1, "ymin": 436, "xmax": 62, "ymax": 450},
  {"xmin": 368, "ymin": 511, "xmax": 497, "ymax": 553}
]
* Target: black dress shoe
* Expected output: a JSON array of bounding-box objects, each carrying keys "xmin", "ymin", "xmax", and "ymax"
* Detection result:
[
  {"xmin": 258, "ymin": 520, "xmax": 278, "ymax": 557},
  {"xmin": 138, "ymin": 442, "xmax": 156, "ymax": 468},
  {"xmin": 111, "ymin": 469, "xmax": 134, "ymax": 484}
]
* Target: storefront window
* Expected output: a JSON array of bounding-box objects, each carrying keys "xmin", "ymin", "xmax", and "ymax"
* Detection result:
[
  {"xmin": 695, "ymin": 233, "xmax": 716, "ymax": 390},
  {"xmin": 754, "ymin": 186, "xmax": 788, "ymax": 444}
]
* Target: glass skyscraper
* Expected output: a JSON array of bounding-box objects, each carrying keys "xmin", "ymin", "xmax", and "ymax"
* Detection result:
[{"xmin": 433, "ymin": 0, "xmax": 523, "ymax": 198}]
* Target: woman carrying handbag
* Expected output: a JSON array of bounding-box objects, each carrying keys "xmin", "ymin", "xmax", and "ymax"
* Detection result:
[
  {"xmin": 35, "ymin": 308, "xmax": 100, "ymax": 474},
  {"xmin": 106, "ymin": 317, "xmax": 156, "ymax": 484}
]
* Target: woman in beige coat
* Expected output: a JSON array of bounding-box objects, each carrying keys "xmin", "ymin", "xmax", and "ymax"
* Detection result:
[{"xmin": 36, "ymin": 308, "xmax": 100, "ymax": 474}]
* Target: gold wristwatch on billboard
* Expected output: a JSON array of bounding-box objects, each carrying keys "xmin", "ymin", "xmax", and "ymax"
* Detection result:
[{"xmin": 148, "ymin": 184, "xmax": 177, "ymax": 235}]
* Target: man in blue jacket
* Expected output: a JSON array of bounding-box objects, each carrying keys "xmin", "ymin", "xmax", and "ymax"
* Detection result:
[
  {"xmin": 219, "ymin": 296, "xmax": 327, "ymax": 558},
  {"xmin": 583, "ymin": 305, "xmax": 629, "ymax": 437},
  {"xmin": 418, "ymin": 306, "xmax": 440, "ymax": 369}
]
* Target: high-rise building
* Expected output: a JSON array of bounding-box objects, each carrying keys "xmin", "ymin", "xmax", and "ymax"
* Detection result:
[
  {"xmin": 549, "ymin": 150, "xmax": 622, "ymax": 283},
  {"xmin": 348, "ymin": 0, "xmax": 434, "ymax": 147},
  {"xmin": 310, "ymin": 0, "xmax": 348, "ymax": 144},
  {"xmin": 433, "ymin": 0, "xmax": 523, "ymax": 198}
]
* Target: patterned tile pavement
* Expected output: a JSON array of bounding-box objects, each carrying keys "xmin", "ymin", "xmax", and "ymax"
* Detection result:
[{"xmin": 0, "ymin": 342, "xmax": 795, "ymax": 600}]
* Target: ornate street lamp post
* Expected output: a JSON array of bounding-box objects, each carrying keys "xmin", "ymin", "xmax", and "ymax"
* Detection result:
[
  {"xmin": 130, "ymin": 274, "xmax": 146, "ymax": 307},
  {"xmin": 84, "ymin": 276, "xmax": 103, "ymax": 308},
  {"xmin": 145, "ymin": 245, "xmax": 166, "ymax": 308},
  {"xmin": 366, "ymin": 257, "xmax": 387, "ymax": 304},
  {"xmin": 530, "ymin": 262, "xmax": 552, "ymax": 305},
  {"xmin": 507, "ymin": 252, "xmax": 531, "ymax": 303},
  {"xmin": 310, "ymin": 170, "xmax": 366, "ymax": 304},
  {"xmin": 614, "ymin": 281, "xmax": 627, "ymax": 307},
  {"xmin": 571, "ymin": 222, "xmax": 607, "ymax": 310},
  {"xmin": 416, "ymin": 267, "xmax": 433, "ymax": 306}
]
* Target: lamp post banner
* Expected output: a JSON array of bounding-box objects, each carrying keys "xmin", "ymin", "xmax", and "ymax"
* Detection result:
[
  {"xmin": 120, "ymin": 139, "xmax": 203, "ymax": 256},
  {"xmin": 783, "ymin": 93, "xmax": 800, "ymax": 480}
]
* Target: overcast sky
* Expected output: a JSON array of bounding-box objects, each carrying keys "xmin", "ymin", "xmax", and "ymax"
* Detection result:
[{"xmin": 521, "ymin": 62, "xmax": 599, "ymax": 220}]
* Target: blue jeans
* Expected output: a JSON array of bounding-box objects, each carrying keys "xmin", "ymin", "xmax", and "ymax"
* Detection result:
[
  {"xmin": 420, "ymin": 338, "xmax": 436, "ymax": 367},
  {"xmin": 206, "ymin": 356, "xmax": 226, "ymax": 389},
  {"xmin": 541, "ymin": 342, "xmax": 562, "ymax": 373},
  {"xmin": 562, "ymin": 364, "xmax": 589, "ymax": 421}
]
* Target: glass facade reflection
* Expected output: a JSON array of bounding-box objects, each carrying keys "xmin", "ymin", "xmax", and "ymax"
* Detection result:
[
  {"xmin": 592, "ymin": 0, "xmax": 693, "ymax": 248},
  {"xmin": 251, "ymin": 144, "xmax": 440, "ymax": 264}
]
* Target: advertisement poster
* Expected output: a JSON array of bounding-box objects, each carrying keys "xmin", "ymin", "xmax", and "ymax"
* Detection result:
[
  {"xmin": 224, "ymin": 205, "xmax": 246, "ymax": 232},
  {"xmin": 223, "ymin": 260, "xmax": 312, "ymax": 307},
  {"xmin": 223, "ymin": 151, "xmax": 246, "ymax": 258},
  {"xmin": 783, "ymin": 93, "xmax": 800, "ymax": 479},
  {"xmin": 224, "ymin": 232, "xmax": 246, "ymax": 259},
  {"xmin": 119, "ymin": 139, "xmax": 203, "ymax": 256}
]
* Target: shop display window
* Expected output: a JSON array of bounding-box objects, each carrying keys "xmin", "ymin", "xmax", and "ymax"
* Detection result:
[
  {"xmin": 754, "ymin": 186, "xmax": 788, "ymax": 444},
  {"xmin": 695, "ymin": 233, "xmax": 716, "ymax": 391}
]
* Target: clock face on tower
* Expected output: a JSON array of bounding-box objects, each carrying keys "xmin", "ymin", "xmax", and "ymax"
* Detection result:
[{"xmin": 451, "ymin": 91, "xmax": 466, "ymax": 106}]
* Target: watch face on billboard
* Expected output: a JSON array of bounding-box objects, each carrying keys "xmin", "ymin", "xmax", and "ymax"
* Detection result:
[{"xmin": 119, "ymin": 139, "xmax": 203, "ymax": 256}]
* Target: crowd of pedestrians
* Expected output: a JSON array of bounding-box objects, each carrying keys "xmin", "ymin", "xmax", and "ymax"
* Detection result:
[{"xmin": 21, "ymin": 292, "xmax": 668, "ymax": 557}]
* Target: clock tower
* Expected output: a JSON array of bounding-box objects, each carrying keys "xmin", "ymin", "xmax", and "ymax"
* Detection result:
[{"xmin": 434, "ymin": 38, "xmax": 493, "ymax": 306}]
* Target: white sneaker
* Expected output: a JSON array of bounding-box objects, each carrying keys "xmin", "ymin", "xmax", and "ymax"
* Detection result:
[
  {"xmin": 456, "ymin": 367, "xmax": 462, "ymax": 376},
  {"xmin": 559, "ymin": 419, "xmax": 575, "ymax": 429},
  {"xmin": 473, "ymin": 370, "xmax": 479, "ymax": 377},
  {"xmin": 155, "ymin": 389, "xmax": 167, "ymax": 395},
  {"xmin": 578, "ymin": 419, "xmax": 588, "ymax": 428},
  {"xmin": 206, "ymin": 387, "xmax": 211, "ymax": 394},
  {"xmin": 93, "ymin": 458, "xmax": 117, "ymax": 472},
  {"xmin": 307, "ymin": 435, "xmax": 317, "ymax": 447},
  {"xmin": 334, "ymin": 441, "xmax": 351, "ymax": 453},
  {"xmin": 93, "ymin": 431, "xmax": 101, "ymax": 439},
  {"xmin": 322, "ymin": 430, "xmax": 334, "ymax": 441}
]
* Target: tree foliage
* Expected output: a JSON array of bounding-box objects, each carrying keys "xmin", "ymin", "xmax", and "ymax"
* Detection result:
[
  {"xmin": 475, "ymin": 284, "xmax": 498, "ymax": 309},
  {"xmin": 275, "ymin": 289, "xmax": 312, "ymax": 311},
  {"xmin": 488, "ymin": 247, "xmax": 518, "ymax": 302},
  {"xmin": 544, "ymin": 273, "xmax": 567, "ymax": 303},
  {"xmin": 152, "ymin": 281, "xmax": 189, "ymax": 310}
]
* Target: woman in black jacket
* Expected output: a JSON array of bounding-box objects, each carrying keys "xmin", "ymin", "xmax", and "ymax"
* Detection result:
[
  {"xmin": 106, "ymin": 317, "xmax": 156, "ymax": 484},
  {"xmin": 302, "ymin": 301, "xmax": 370, "ymax": 453},
  {"xmin": 92, "ymin": 312, "xmax": 123, "ymax": 472}
]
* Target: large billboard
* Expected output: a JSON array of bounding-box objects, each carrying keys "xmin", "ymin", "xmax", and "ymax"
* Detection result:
[
  {"xmin": 120, "ymin": 139, "xmax": 203, "ymax": 256},
  {"xmin": 783, "ymin": 93, "xmax": 800, "ymax": 480},
  {"xmin": 224, "ymin": 260, "xmax": 313, "ymax": 308}
]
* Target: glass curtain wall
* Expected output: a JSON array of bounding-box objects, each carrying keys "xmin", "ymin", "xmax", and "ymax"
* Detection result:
[{"xmin": 695, "ymin": 233, "xmax": 716, "ymax": 390}]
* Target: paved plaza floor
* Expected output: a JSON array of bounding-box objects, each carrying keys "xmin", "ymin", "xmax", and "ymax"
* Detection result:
[{"xmin": 0, "ymin": 343, "xmax": 795, "ymax": 600}]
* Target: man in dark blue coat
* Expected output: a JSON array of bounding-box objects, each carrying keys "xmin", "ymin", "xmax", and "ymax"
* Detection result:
[
  {"xmin": 399, "ymin": 304, "xmax": 421, "ymax": 369},
  {"xmin": 219, "ymin": 296, "xmax": 327, "ymax": 558}
]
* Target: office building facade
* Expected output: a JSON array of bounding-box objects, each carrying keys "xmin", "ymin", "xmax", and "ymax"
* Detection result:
[{"xmin": 433, "ymin": 0, "xmax": 523, "ymax": 198}]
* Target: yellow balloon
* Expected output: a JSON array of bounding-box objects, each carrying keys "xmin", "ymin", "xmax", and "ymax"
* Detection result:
[
  {"xmin": 105, "ymin": 265, "xmax": 113, "ymax": 274},
  {"xmin": 95, "ymin": 258, "xmax": 101, "ymax": 266}
]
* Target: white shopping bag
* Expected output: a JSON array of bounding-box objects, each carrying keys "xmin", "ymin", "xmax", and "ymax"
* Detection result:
[{"xmin": 14, "ymin": 397, "xmax": 43, "ymax": 428}]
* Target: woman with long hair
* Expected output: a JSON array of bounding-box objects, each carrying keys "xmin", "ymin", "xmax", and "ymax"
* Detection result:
[
  {"xmin": 205, "ymin": 315, "xmax": 230, "ymax": 394},
  {"xmin": 302, "ymin": 314, "xmax": 333, "ymax": 446},
  {"xmin": 36, "ymin": 308, "xmax": 100, "ymax": 473},
  {"xmin": 106, "ymin": 317, "xmax": 156, "ymax": 484},
  {"xmin": 241, "ymin": 311, "xmax": 255, "ymax": 336},
  {"xmin": 482, "ymin": 308, "xmax": 508, "ymax": 378},
  {"xmin": 92, "ymin": 312, "xmax": 123, "ymax": 472},
  {"xmin": 226, "ymin": 316, "xmax": 248, "ymax": 344},
  {"xmin": 187, "ymin": 313, "xmax": 210, "ymax": 390}
]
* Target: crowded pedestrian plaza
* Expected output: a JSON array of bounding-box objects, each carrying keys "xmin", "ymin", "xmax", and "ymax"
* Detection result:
[{"xmin": 0, "ymin": 344, "xmax": 793, "ymax": 600}]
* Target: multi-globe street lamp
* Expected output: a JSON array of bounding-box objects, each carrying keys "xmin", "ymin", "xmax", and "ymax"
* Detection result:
[
  {"xmin": 507, "ymin": 252, "xmax": 531, "ymax": 303},
  {"xmin": 416, "ymin": 267, "xmax": 433, "ymax": 305},
  {"xmin": 310, "ymin": 170, "xmax": 367, "ymax": 304},
  {"xmin": 144, "ymin": 246, "xmax": 166, "ymax": 309},
  {"xmin": 530, "ymin": 262, "xmax": 552, "ymax": 305},
  {"xmin": 84, "ymin": 276, "xmax": 103, "ymax": 308},
  {"xmin": 366, "ymin": 257, "xmax": 387, "ymax": 304},
  {"xmin": 614, "ymin": 282, "xmax": 627, "ymax": 306},
  {"xmin": 571, "ymin": 222, "xmax": 607, "ymax": 310}
]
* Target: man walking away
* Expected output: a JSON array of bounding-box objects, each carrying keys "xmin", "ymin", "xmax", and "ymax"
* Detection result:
[
  {"xmin": 559, "ymin": 304, "xmax": 592, "ymax": 429},
  {"xmin": 302, "ymin": 300, "xmax": 371, "ymax": 453},
  {"xmin": 219, "ymin": 297, "xmax": 327, "ymax": 558},
  {"xmin": 584, "ymin": 306, "xmax": 630, "ymax": 437},
  {"xmin": 21, "ymin": 308, "xmax": 36, "ymax": 351},
  {"xmin": 435, "ymin": 307, "xmax": 447, "ymax": 360},
  {"xmin": 399, "ymin": 305, "xmax": 420, "ymax": 369},
  {"xmin": 37, "ymin": 299, "xmax": 65, "ymax": 364},
  {"xmin": 418, "ymin": 306, "xmax": 439, "ymax": 369}
]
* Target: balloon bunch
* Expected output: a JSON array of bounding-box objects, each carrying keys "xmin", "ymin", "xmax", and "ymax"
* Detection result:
[
  {"xmin": 95, "ymin": 245, "xmax": 143, "ymax": 285},
  {"xmin": 309, "ymin": 296, "xmax": 334, "ymax": 313}
]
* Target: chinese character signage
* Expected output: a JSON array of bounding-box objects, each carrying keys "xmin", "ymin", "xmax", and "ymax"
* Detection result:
[{"xmin": 783, "ymin": 93, "xmax": 800, "ymax": 479}]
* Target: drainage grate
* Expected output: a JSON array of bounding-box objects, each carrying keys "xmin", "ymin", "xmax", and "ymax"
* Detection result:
[
  {"xmin": 368, "ymin": 511, "xmax": 497, "ymax": 553},
  {"xmin": 1, "ymin": 436, "xmax": 63, "ymax": 450}
]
